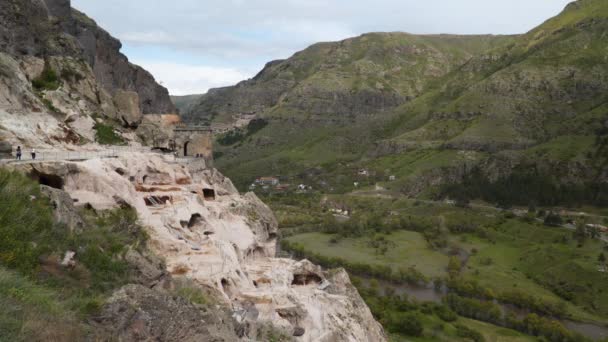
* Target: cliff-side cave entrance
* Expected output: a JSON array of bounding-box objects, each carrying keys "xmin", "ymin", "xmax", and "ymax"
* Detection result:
[
  {"xmin": 187, "ymin": 213, "xmax": 202, "ymax": 228},
  {"xmin": 183, "ymin": 141, "xmax": 190, "ymax": 157},
  {"xmin": 144, "ymin": 195, "xmax": 172, "ymax": 206},
  {"xmin": 203, "ymin": 188, "xmax": 216, "ymax": 201},
  {"xmin": 221, "ymin": 278, "xmax": 234, "ymax": 298},
  {"xmin": 291, "ymin": 273, "xmax": 322, "ymax": 286},
  {"xmin": 30, "ymin": 172, "xmax": 64, "ymax": 189}
]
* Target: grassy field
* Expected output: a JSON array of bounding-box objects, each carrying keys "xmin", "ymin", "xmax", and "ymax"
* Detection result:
[{"xmin": 288, "ymin": 231, "xmax": 449, "ymax": 278}]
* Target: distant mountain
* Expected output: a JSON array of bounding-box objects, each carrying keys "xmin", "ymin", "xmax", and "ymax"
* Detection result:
[
  {"xmin": 184, "ymin": 33, "xmax": 513, "ymax": 124},
  {"xmin": 185, "ymin": 0, "xmax": 608, "ymax": 206},
  {"xmin": 171, "ymin": 94, "xmax": 202, "ymax": 114}
]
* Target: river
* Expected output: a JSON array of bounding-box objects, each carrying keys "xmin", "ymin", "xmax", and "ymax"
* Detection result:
[{"xmin": 359, "ymin": 277, "xmax": 608, "ymax": 341}]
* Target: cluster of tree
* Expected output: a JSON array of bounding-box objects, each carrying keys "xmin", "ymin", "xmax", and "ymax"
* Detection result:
[
  {"xmin": 216, "ymin": 118, "xmax": 269, "ymax": 146},
  {"xmin": 447, "ymin": 278, "xmax": 496, "ymax": 300},
  {"xmin": 217, "ymin": 129, "xmax": 245, "ymax": 146},
  {"xmin": 454, "ymin": 324, "xmax": 485, "ymax": 342},
  {"xmin": 357, "ymin": 285, "xmax": 468, "ymax": 339},
  {"xmin": 445, "ymin": 294, "xmax": 502, "ymax": 324},
  {"xmin": 446, "ymin": 294, "xmax": 588, "ymax": 342},
  {"xmin": 498, "ymin": 290, "xmax": 567, "ymax": 318},
  {"xmin": 367, "ymin": 235, "xmax": 397, "ymax": 256},
  {"xmin": 447, "ymin": 279, "xmax": 567, "ymax": 318},
  {"xmin": 506, "ymin": 313, "xmax": 588, "ymax": 342},
  {"xmin": 439, "ymin": 166, "xmax": 608, "ymax": 207}
]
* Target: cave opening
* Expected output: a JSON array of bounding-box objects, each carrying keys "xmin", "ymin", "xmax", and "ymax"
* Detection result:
[
  {"xmin": 144, "ymin": 195, "xmax": 171, "ymax": 206},
  {"xmin": 31, "ymin": 172, "xmax": 64, "ymax": 189},
  {"xmin": 291, "ymin": 273, "xmax": 323, "ymax": 286},
  {"xmin": 203, "ymin": 188, "xmax": 216, "ymax": 201},
  {"xmin": 187, "ymin": 213, "xmax": 202, "ymax": 228},
  {"xmin": 221, "ymin": 278, "xmax": 233, "ymax": 297}
]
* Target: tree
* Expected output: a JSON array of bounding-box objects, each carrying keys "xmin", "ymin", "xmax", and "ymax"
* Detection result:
[
  {"xmin": 600, "ymin": 253, "xmax": 606, "ymax": 264},
  {"xmin": 544, "ymin": 213, "xmax": 563, "ymax": 227},
  {"xmin": 448, "ymin": 256, "xmax": 462, "ymax": 277}
]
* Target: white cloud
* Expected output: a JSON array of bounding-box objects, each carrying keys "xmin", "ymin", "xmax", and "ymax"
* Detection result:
[
  {"xmin": 119, "ymin": 30, "xmax": 175, "ymax": 44},
  {"xmin": 133, "ymin": 61, "xmax": 250, "ymax": 95}
]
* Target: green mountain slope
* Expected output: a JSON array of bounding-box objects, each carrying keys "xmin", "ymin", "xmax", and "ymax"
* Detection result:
[
  {"xmin": 185, "ymin": 32, "xmax": 513, "ymax": 126},
  {"xmin": 187, "ymin": 0, "xmax": 608, "ymax": 206}
]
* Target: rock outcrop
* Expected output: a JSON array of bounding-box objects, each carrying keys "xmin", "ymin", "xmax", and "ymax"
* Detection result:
[
  {"xmin": 95, "ymin": 284, "xmax": 240, "ymax": 341},
  {"xmin": 0, "ymin": 0, "xmax": 175, "ymax": 114},
  {"xmin": 10, "ymin": 153, "xmax": 387, "ymax": 342},
  {"xmin": 0, "ymin": 0, "xmax": 175, "ymax": 147}
]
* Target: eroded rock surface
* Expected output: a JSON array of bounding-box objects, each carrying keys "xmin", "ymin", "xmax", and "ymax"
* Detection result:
[
  {"xmin": 95, "ymin": 284, "xmax": 239, "ymax": 342},
  {"xmin": 13, "ymin": 153, "xmax": 386, "ymax": 342}
]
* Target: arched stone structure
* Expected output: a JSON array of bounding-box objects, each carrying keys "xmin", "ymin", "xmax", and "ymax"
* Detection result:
[{"xmin": 173, "ymin": 125, "xmax": 213, "ymax": 164}]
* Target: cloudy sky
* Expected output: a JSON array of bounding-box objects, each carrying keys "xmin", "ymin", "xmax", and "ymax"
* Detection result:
[{"xmin": 71, "ymin": 0, "xmax": 572, "ymax": 96}]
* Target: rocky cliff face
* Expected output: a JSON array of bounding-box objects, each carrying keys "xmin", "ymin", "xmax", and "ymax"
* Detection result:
[
  {"xmin": 1, "ymin": 0, "xmax": 175, "ymax": 114},
  {"xmin": 0, "ymin": 0, "xmax": 175, "ymax": 148},
  {"xmin": 10, "ymin": 153, "xmax": 387, "ymax": 341}
]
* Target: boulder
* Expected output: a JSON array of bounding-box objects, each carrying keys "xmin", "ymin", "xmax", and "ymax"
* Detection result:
[
  {"xmin": 40, "ymin": 185, "xmax": 85, "ymax": 232},
  {"xmin": 124, "ymin": 248, "xmax": 166, "ymax": 286},
  {"xmin": 95, "ymin": 285, "xmax": 239, "ymax": 342},
  {"xmin": 113, "ymin": 90, "xmax": 142, "ymax": 128}
]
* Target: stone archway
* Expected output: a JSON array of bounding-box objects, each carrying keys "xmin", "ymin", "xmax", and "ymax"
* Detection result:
[{"xmin": 183, "ymin": 141, "xmax": 190, "ymax": 156}]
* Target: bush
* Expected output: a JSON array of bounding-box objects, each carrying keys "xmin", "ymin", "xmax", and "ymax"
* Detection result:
[
  {"xmin": 455, "ymin": 324, "xmax": 485, "ymax": 342},
  {"xmin": 217, "ymin": 130, "xmax": 245, "ymax": 146},
  {"xmin": 94, "ymin": 123, "xmax": 125, "ymax": 145},
  {"xmin": 445, "ymin": 294, "xmax": 501, "ymax": 324},
  {"xmin": 384, "ymin": 311, "xmax": 424, "ymax": 337},
  {"xmin": 32, "ymin": 62, "xmax": 60, "ymax": 91},
  {"xmin": 0, "ymin": 170, "xmax": 55, "ymax": 273},
  {"xmin": 435, "ymin": 304, "xmax": 458, "ymax": 322},
  {"xmin": 544, "ymin": 213, "xmax": 563, "ymax": 227}
]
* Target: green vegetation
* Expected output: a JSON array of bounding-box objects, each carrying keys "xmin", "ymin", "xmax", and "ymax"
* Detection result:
[
  {"xmin": 0, "ymin": 170, "xmax": 152, "ymax": 340},
  {"xmin": 439, "ymin": 166, "xmax": 608, "ymax": 208},
  {"xmin": 277, "ymin": 192, "xmax": 608, "ymax": 340},
  {"xmin": 32, "ymin": 61, "xmax": 60, "ymax": 91},
  {"xmin": 0, "ymin": 268, "xmax": 84, "ymax": 341},
  {"xmin": 94, "ymin": 122, "xmax": 125, "ymax": 145},
  {"xmin": 217, "ymin": 118, "xmax": 269, "ymax": 146}
]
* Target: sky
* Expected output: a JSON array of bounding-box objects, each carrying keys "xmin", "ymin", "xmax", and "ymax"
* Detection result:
[{"xmin": 71, "ymin": 0, "xmax": 573, "ymax": 96}]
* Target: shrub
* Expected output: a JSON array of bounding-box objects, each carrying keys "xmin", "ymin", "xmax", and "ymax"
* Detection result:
[
  {"xmin": 32, "ymin": 62, "xmax": 60, "ymax": 91},
  {"xmin": 94, "ymin": 123, "xmax": 125, "ymax": 145},
  {"xmin": 455, "ymin": 324, "xmax": 485, "ymax": 342},
  {"xmin": 435, "ymin": 304, "xmax": 458, "ymax": 322},
  {"xmin": 385, "ymin": 311, "xmax": 424, "ymax": 337},
  {"xmin": 544, "ymin": 213, "xmax": 563, "ymax": 227},
  {"xmin": 0, "ymin": 170, "xmax": 55, "ymax": 273}
]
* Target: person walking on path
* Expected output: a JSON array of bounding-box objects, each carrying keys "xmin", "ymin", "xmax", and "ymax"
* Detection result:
[
  {"xmin": 16, "ymin": 146, "xmax": 21, "ymax": 160},
  {"xmin": 31, "ymin": 148, "xmax": 36, "ymax": 160}
]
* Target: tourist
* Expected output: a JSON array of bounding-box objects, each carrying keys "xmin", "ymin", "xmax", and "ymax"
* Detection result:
[
  {"xmin": 31, "ymin": 148, "xmax": 36, "ymax": 160},
  {"xmin": 16, "ymin": 146, "xmax": 21, "ymax": 160}
]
